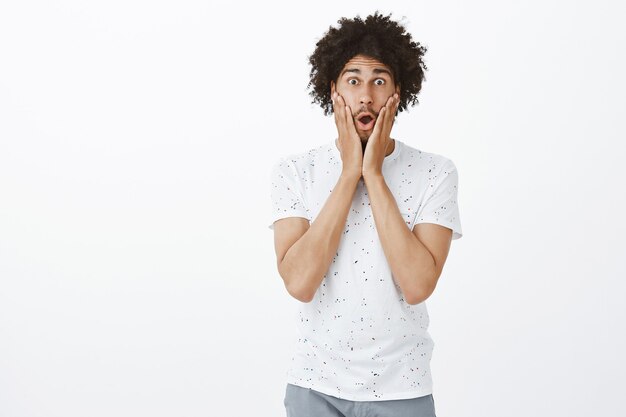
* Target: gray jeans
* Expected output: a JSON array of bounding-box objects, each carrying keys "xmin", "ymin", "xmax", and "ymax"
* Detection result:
[{"xmin": 284, "ymin": 383, "xmax": 437, "ymax": 417}]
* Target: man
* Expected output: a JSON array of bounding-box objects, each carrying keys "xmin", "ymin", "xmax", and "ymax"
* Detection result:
[{"xmin": 268, "ymin": 12, "xmax": 463, "ymax": 417}]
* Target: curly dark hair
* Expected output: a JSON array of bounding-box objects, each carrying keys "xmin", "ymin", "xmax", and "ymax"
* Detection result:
[{"xmin": 307, "ymin": 11, "xmax": 428, "ymax": 116}]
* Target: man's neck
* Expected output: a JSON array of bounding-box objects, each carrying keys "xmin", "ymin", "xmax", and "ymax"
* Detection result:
[{"xmin": 335, "ymin": 138, "xmax": 396, "ymax": 157}]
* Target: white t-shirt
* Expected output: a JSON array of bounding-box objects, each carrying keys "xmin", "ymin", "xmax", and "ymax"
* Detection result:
[{"xmin": 268, "ymin": 138, "xmax": 463, "ymax": 401}]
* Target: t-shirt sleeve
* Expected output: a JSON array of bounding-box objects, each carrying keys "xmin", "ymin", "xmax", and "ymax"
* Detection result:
[
  {"xmin": 268, "ymin": 158, "xmax": 309, "ymax": 230},
  {"xmin": 413, "ymin": 159, "xmax": 463, "ymax": 240}
]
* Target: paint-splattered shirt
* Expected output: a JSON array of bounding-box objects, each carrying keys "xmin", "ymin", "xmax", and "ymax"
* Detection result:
[{"xmin": 268, "ymin": 138, "xmax": 463, "ymax": 401}]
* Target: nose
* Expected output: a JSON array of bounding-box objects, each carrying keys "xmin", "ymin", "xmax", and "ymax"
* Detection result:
[{"xmin": 359, "ymin": 86, "xmax": 373, "ymax": 106}]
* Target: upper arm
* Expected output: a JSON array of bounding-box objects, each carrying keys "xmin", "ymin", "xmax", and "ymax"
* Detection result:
[
  {"xmin": 412, "ymin": 222, "xmax": 453, "ymax": 287},
  {"xmin": 273, "ymin": 217, "xmax": 310, "ymax": 271}
]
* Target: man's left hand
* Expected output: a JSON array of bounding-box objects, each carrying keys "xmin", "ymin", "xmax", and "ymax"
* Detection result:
[{"xmin": 362, "ymin": 93, "xmax": 400, "ymax": 179}]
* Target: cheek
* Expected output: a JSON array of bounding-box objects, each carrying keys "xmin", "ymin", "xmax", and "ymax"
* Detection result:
[
  {"xmin": 338, "ymin": 91, "xmax": 357, "ymax": 106},
  {"xmin": 337, "ymin": 88, "xmax": 351, "ymax": 99},
  {"xmin": 376, "ymin": 89, "xmax": 395, "ymax": 105}
]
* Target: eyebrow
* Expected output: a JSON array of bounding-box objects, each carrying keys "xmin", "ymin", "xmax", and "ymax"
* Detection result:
[{"xmin": 340, "ymin": 68, "xmax": 393, "ymax": 78}]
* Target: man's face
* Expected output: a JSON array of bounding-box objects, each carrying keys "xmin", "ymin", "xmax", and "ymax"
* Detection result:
[{"xmin": 330, "ymin": 54, "xmax": 400, "ymax": 141}]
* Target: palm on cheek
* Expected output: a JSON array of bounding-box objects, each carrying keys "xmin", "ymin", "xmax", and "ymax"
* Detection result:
[
  {"xmin": 331, "ymin": 91, "xmax": 365, "ymax": 177},
  {"xmin": 362, "ymin": 94, "xmax": 399, "ymax": 178}
]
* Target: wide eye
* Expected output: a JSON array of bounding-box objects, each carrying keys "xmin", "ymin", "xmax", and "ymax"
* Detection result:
[
  {"xmin": 348, "ymin": 79, "xmax": 358, "ymax": 85},
  {"xmin": 374, "ymin": 79, "xmax": 385, "ymax": 86}
]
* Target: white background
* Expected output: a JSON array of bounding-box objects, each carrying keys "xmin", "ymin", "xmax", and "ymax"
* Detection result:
[{"xmin": 1, "ymin": 1, "xmax": 625, "ymax": 416}]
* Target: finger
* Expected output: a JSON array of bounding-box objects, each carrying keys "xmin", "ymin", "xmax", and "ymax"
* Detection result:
[
  {"xmin": 381, "ymin": 95, "xmax": 393, "ymax": 116},
  {"xmin": 372, "ymin": 96, "xmax": 394, "ymax": 143},
  {"xmin": 393, "ymin": 93, "xmax": 400, "ymax": 114},
  {"xmin": 335, "ymin": 93, "xmax": 346, "ymax": 124},
  {"xmin": 383, "ymin": 95, "xmax": 397, "ymax": 132},
  {"xmin": 345, "ymin": 105, "xmax": 358, "ymax": 137},
  {"xmin": 370, "ymin": 107, "xmax": 386, "ymax": 142},
  {"xmin": 332, "ymin": 92, "xmax": 341, "ymax": 122},
  {"xmin": 334, "ymin": 94, "xmax": 348, "ymax": 138},
  {"xmin": 392, "ymin": 93, "xmax": 400, "ymax": 119}
]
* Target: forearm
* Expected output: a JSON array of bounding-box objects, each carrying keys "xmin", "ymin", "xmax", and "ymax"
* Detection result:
[
  {"xmin": 280, "ymin": 172, "xmax": 360, "ymax": 302},
  {"xmin": 364, "ymin": 174, "xmax": 436, "ymax": 304}
]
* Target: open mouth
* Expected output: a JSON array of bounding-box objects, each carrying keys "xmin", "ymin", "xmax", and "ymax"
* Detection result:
[{"xmin": 357, "ymin": 113, "xmax": 375, "ymax": 130}]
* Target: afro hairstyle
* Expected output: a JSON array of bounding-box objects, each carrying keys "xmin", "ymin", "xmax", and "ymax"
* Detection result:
[{"xmin": 307, "ymin": 11, "xmax": 428, "ymax": 116}]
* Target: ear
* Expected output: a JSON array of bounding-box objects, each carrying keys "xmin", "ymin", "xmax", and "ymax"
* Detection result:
[{"xmin": 330, "ymin": 80, "xmax": 336, "ymax": 96}]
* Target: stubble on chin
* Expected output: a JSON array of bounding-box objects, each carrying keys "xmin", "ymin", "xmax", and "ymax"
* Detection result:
[{"xmin": 360, "ymin": 138, "xmax": 368, "ymax": 153}]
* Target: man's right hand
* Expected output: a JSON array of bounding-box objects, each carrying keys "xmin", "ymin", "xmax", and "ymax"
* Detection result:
[{"xmin": 332, "ymin": 91, "xmax": 363, "ymax": 179}]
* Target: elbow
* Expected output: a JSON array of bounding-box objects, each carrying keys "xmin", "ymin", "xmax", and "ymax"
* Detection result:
[
  {"xmin": 279, "ymin": 262, "xmax": 317, "ymax": 303},
  {"xmin": 405, "ymin": 290, "xmax": 427, "ymax": 305},
  {"xmin": 404, "ymin": 276, "xmax": 437, "ymax": 305},
  {"xmin": 285, "ymin": 282, "xmax": 315, "ymax": 303}
]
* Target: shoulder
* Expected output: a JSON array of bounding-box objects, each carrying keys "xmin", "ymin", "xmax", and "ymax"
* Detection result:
[
  {"xmin": 271, "ymin": 141, "xmax": 334, "ymax": 173},
  {"xmin": 399, "ymin": 141, "xmax": 458, "ymax": 174}
]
